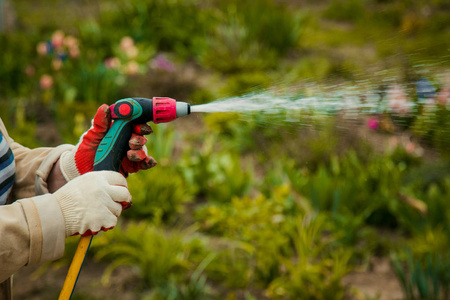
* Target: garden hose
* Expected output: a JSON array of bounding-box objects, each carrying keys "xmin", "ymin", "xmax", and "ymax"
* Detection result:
[{"xmin": 59, "ymin": 97, "xmax": 190, "ymax": 299}]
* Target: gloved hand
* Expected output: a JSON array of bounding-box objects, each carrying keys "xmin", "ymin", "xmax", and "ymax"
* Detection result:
[
  {"xmin": 59, "ymin": 104, "xmax": 157, "ymax": 180},
  {"xmin": 54, "ymin": 171, "xmax": 131, "ymax": 237}
]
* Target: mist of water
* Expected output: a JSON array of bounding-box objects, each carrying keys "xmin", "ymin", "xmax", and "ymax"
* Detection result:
[{"xmin": 191, "ymin": 72, "xmax": 449, "ymax": 123}]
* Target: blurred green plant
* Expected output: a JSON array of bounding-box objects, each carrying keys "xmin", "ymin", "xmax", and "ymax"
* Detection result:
[
  {"xmin": 323, "ymin": 0, "xmax": 366, "ymax": 23},
  {"xmin": 124, "ymin": 166, "xmax": 191, "ymax": 223},
  {"xmin": 266, "ymin": 215, "xmax": 352, "ymax": 299},
  {"xmin": 201, "ymin": 0, "xmax": 304, "ymax": 74},
  {"xmin": 196, "ymin": 185, "xmax": 300, "ymax": 284},
  {"xmin": 284, "ymin": 149, "xmax": 432, "ymax": 234},
  {"xmin": 391, "ymin": 229, "xmax": 450, "ymax": 300},
  {"xmin": 180, "ymin": 137, "xmax": 253, "ymax": 202},
  {"xmin": 146, "ymin": 124, "xmax": 176, "ymax": 167},
  {"xmin": 413, "ymin": 105, "xmax": 450, "ymax": 156},
  {"xmin": 101, "ymin": 0, "xmax": 213, "ymax": 59},
  {"xmin": 94, "ymin": 222, "xmax": 209, "ymax": 291}
]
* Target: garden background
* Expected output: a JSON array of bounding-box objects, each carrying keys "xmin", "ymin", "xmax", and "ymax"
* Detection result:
[{"xmin": 0, "ymin": 0, "xmax": 449, "ymax": 299}]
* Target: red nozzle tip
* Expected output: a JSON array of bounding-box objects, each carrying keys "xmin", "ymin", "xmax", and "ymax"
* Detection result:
[{"xmin": 153, "ymin": 97, "xmax": 177, "ymax": 123}]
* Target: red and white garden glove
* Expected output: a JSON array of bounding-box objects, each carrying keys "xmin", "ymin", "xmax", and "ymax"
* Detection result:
[
  {"xmin": 54, "ymin": 171, "xmax": 131, "ymax": 237},
  {"xmin": 59, "ymin": 104, "xmax": 157, "ymax": 182}
]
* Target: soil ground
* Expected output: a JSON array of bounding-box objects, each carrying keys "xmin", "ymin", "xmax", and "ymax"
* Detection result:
[{"xmin": 12, "ymin": 257, "xmax": 403, "ymax": 300}]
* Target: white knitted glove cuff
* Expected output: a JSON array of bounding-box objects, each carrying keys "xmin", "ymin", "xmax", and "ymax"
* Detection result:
[
  {"xmin": 59, "ymin": 150, "xmax": 81, "ymax": 182},
  {"xmin": 55, "ymin": 188, "xmax": 84, "ymax": 237}
]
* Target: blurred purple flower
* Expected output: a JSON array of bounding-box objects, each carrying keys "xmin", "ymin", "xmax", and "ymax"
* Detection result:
[
  {"xmin": 151, "ymin": 54, "xmax": 175, "ymax": 72},
  {"xmin": 416, "ymin": 78, "xmax": 435, "ymax": 101},
  {"xmin": 367, "ymin": 117, "xmax": 379, "ymax": 130},
  {"xmin": 57, "ymin": 51, "xmax": 68, "ymax": 62}
]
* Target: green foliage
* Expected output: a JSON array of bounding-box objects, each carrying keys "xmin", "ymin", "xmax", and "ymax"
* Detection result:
[
  {"xmin": 0, "ymin": 33, "xmax": 37, "ymax": 98},
  {"xmin": 146, "ymin": 124, "xmax": 176, "ymax": 167},
  {"xmin": 94, "ymin": 222, "xmax": 209, "ymax": 290},
  {"xmin": 196, "ymin": 186, "xmax": 300, "ymax": 284},
  {"xmin": 201, "ymin": 0, "xmax": 304, "ymax": 73},
  {"xmin": 391, "ymin": 229, "xmax": 450, "ymax": 300},
  {"xmin": 323, "ymin": 0, "xmax": 367, "ymax": 22},
  {"xmin": 266, "ymin": 215, "xmax": 352, "ymax": 299},
  {"xmin": 180, "ymin": 138, "xmax": 253, "ymax": 202},
  {"xmin": 286, "ymin": 151, "xmax": 404, "ymax": 222},
  {"xmin": 412, "ymin": 106, "xmax": 450, "ymax": 156},
  {"xmin": 125, "ymin": 166, "xmax": 191, "ymax": 222},
  {"xmin": 101, "ymin": 0, "xmax": 213, "ymax": 59}
]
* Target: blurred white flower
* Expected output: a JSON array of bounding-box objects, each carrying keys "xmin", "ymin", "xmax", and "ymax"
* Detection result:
[
  {"xmin": 387, "ymin": 84, "xmax": 413, "ymax": 115},
  {"xmin": 37, "ymin": 42, "xmax": 48, "ymax": 56},
  {"xmin": 120, "ymin": 36, "xmax": 135, "ymax": 51},
  {"xmin": 125, "ymin": 61, "xmax": 139, "ymax": 75},
  {"xmin": 69, "ymin": 45, "xmax": 80, "ymax": 58}
]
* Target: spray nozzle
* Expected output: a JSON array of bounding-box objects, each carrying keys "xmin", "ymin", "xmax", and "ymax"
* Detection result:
[{"xmin": 152, "ymin": 97, "xmax": 191, "ymax": 123}]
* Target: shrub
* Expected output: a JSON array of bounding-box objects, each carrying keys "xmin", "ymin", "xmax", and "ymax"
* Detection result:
[
  {"xmin": 266, "ymin": 215, "xmax": 352, "ymax": 299},
  {"xmin": 196, "ymin": 186, "xmax": 300, "ymax": 284},
  {"xmin": 94, "ymin": 222, "xmax": 210, "ymax": 290},
  {"xmin": 391, "ymin": 229, "xmax": 450, "ymax": 300},
  {"xmin": 124, "ymin": 166, "xmax": 191, "ymax": 223},
  {"xmin": 179, "ymin": 140, "xmax": 253, "ymax": 203}
]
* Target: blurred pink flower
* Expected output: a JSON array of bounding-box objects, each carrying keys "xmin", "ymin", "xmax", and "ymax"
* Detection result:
[
  {"xmin": 37, "ymin": 42, "xmax": 48, "ymax": 56},
  {"xmin": 367, "ymin": 117, "xmax": 379, "ymax": 130},
  {"xmin": 52, "ymin": 58, "xmax": 63, "ymax": 71},
  {"xmin": 405, "ymin": 141, "xmax": 416, "ymax": 154},
  {"xmin": 436, "ymin": 86, "xmax": 449, "ymax": 106},
  {"xmin": 387, "ymin": 84, "xmax": 412, "ymax": 115},
  {"xmin": 24, "ymin": 65, "xmax": 35, "ymax": 77},
  {"xmin": 69, "ymin": 46, "xmax": 80, "ymax": 58},
  {"xmin": 40, "ymin": 74, "xmax": 53, "ymax": 90},
  {"xmin": 151, "ymin": 54, "xmax": 175, "ymax": 71},
  {"xmin": 104, "ymin": 57, "xmax": 121, "ymax": 69},
  {"xmin": 51, "ymin": 30, "xmax": 65, "ymax": 48},
  {"xmin": 125, "ymin": 61, "xmax": 139, "ymax": 75},
  {"xmin": 120, "ymin": 36, "xmax": 135, "ymax": 51}
]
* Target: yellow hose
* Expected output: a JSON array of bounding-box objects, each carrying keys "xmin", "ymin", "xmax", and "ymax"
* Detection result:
[{"xmin": 58, "ymin": 235, "xmax": 93, "ymax": 300}]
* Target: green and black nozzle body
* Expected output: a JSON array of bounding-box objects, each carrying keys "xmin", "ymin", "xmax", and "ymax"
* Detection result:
[{"xmin": 93, "ymin": 97, "xmax": 190, "ymax": 172}]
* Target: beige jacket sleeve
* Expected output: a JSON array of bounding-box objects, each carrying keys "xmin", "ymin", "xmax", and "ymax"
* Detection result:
[
  {"xmin": 0, "ymin": 118, "xmax": 74, "ymax": 283},
  {"xmin": 0, "ymin": 120, "xmax": 74, "ymax": 199},
  {"xmin": 0, "ymin": 194, "xmax": 65, "ymax": 283}
]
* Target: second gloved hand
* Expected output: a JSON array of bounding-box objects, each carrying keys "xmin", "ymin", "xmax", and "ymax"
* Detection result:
[{"xmin": 54, "ymin": 171, "xmax": 131, "ymax": 237}]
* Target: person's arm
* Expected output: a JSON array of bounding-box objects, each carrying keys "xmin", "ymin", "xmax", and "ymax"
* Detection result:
[
  {"xmin": 0, "ymin": 171, "xmax": 131, "ymax": 283},
  {"xmin": 0, "ymin": 195, "xmax": 65, "ymax": 283}
]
